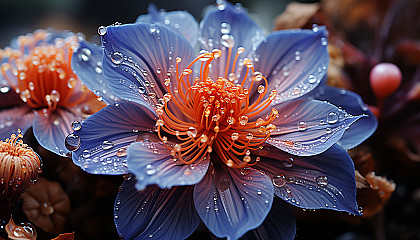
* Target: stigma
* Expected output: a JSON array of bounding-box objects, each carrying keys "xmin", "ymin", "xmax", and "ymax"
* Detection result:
[
  {"xmin": 0, "ymin": 30, "xmax": 90, "ymax": 112},
  {"xmin": 155, "ymin": 46, "xmax": 278, "ymax": 168}
]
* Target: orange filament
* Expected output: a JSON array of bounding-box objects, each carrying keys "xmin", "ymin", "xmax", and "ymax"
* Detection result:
[
  {"xmin": 0, "ymin": 130, "xmax": 41, "ymax": 197},
  {"xmin": 155, "ymin": 47, "xmax": 278, "ymax": 168},
  {"xmin": 1, "ymin": 31, "xmax": 94, "ymax": 112}
]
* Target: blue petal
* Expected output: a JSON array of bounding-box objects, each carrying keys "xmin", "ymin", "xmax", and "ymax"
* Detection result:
[
  {"xmin": 241, "ymin": 198, "xmax": 296, "ymax": 240},
  {"xmin": 127, "ymin": 140, "xmax": 209, "ymax": 190},
  {"xmin": 194, "ymin": 165, "xmax": 274, "ymax": 240},
  {"xmin": 200, "ymin": 1, "xmax": 265, "ymax": 77},
  {"xmin": 310, "ymin": 86, "xmax": 377, "ymax": 150},
  {"xmin": 115, "ymin": 179, "xmax": 200, "ymax": 240},
  {"xmin": 33, "ymin": 108, "xmax": 81, "ymax": 156},
  {"xmin": 0, "ymin": 105, "xmax": 33, "ymax": 140},
  {"xmin": 249, "ymin": 28, "xmax": 329, "ymax": 104},
  {"xmin": 254, "ymin": 144, "xmax": 361, "ymax": 215},
  {"xmin": 72, "ymin": 40, "xmax": 121, "ymax": 105},
  {"xmin": 136, "ymin": 4, "xmax": 198, "ymax": 47},
  {"xmin": 266, "ymin": 99, "xmax": 362, "ymax": 156},
  {"xmin": 101, "ymin": 22, "xmax": 195, "ymax": 111},
  {"xmin": 71, "ymin": 101, "xmax": 157, "ymax": 175}
]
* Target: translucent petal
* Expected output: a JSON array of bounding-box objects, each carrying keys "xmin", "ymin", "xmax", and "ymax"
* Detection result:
[
  {"xmin": 72, "ymin": 40, "xmax": 121, "ymax": 105},
  {"xmin": 0, "ymin": 105, "xmax": 33, "ymax": 140},
  {"xmin": 136, "ymin": 4, "xmax": 198, "ymax": 47},
  {"xmin": 101, "ymin": 22, "xmax": 195, "ymax": 115},
  {"xmin": 115, "ymin": 179, "xmax": 200, "ymax": 240},
  {"xmin": 200, "ymin": 1, "xmax": 265, "ymax": 78},
  {"xmin": 33, "ymin": 108, "xmax": 81, "ymax": 156},
  {"xmin": 266, "ymin": 99, "xmax": 361, "ymax": 156},
  {"xmin": 254, "ymin": 144, "xmax": 361, "ymax": 215},
  {"xmin": 248, "ymin": 27, "xmax": 329, "ymax": 104},
  {"xmin": 127, "ymin": 139, "xmax": 209, "ymax": 190},
  {"xmin": 194, "ymin": 165, "xmax": 273, "ymax": 240},
  {"xmin": 241, "ymin": 197, "xmax": 296, "ymax": 240},
  {"xmin": 310, "ymin": 86, "xmax": 377, "ymax": 150},
  {"xmin": 71, "ymin": 101, "xmax": 157, "ymax": 175}
]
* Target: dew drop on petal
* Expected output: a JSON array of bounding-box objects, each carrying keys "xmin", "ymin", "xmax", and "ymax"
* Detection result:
[
  {"xmin": 216, "ymin": 0, "xmax": 227, "ymax": 10},
  {"xmin": 71, "ymin": 121, "xmax": 82, "ymax": 131},
  {"xmin": 101, "ymin": 140, "xmax": 114, "ymax": 150},
  {"xmin": 82, "ymin": 149, "xmax": 91, "ymax": 158},
  {"xmin": 78, "ymin": 48, "xmax": 91, "ymax": 62},
  {"xmin": 272, "ymin": 174, "xmax": 286, "ymax": 187},
  {"xmin": 308, "ymin": 74, "xmax": 317, "ymax": 84},
  {"xmin": 65, "ymin": 133, "xmax": 80, "ymax": 151},
  {"xmin": 327, "ymin": 112, "xmax": 338, "ymax": 124},
  {"xmin": 145, "ymin": 164, "xmax": 156, "ymax": 175},
  {"xmin": 111, "ymin": 52, "xmax": 123, "ymax": 65},
  {"xmin": 221, "ymin": 34, "xmax": 235, "ymax": 48},
  {"xmin": 316, "ymin": 176, "xmax": 328, "ymax": 187},
  {"xmin": 117, "ymin": 148, "xmax": 127, "ymax": 157},
  {"xmin": 98, "ymin": 26, "xmax": 107, "ymax": 36},
  {"xmin": 220, "ymin": 22, "xmax": 231, "ymax": 34},
  {"xmin": 283, "ymin": 157, "xmax": 294, "ymax": 168},
  {"xmin": 298, "ymin": 121, "xmax": 307, "ymax": 131}
]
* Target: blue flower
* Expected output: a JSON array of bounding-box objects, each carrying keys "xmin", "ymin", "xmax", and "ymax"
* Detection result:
[{"xmin": 69, "ymin": 2, "xmax": 377, "ymax": 239}]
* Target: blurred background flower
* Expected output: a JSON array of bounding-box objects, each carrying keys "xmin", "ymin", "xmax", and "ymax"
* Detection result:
[{"xmin": 0, "ymin": 0, "xmax": 418, "ymax": 239}]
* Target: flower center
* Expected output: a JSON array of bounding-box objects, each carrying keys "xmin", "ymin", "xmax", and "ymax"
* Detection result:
[
  {"xmin": 155, "ymin": 46, "xmax": 278, "ymax": 168},
  {"xmin": 0, "ymin": 31, "xmax": 90, "ymax": 112}
]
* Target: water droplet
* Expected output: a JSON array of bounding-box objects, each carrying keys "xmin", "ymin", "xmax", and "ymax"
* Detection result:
[
  {"xmin": 117, "ymin": 148, "xmax": 127, "ymax": 157},
  {"xmin": 187, "ymin": 127, "xmax": 197, "ymax": 138},
  {"xmin": 77, "ymin": 48, "xmax": 91, "ymax": 62},
  {"xmin": 298, "ymin": 121, "xmax": 307, "ymax": 131},
  {"xmin": 98, "ymin": 26, "xmax": 107, "ymax": 36},
  {"xmin": 82, "ymin": 149, "xmax": 91, "ymax": 158},
  {"xmin": 216, "ymin": 0, "xmax": 227, "ymax": 10},
  {"xmin": 316, "ymin": 176, "xmax": 328, "ymax": 187},
  {"xmin": 327, "ymin": 112, "xmax": 338, "ymax": 124},
  {"xmin": 220, "ymin": 22, "xmax": 231, "ymax": 34},
  {"xmin": 283, "ymin": 157, "xmax": 294, "ymax": 168},
  {"xmin": 272, "ymin": 174, "xmax": 286, "ymax": 187},
  {"xmin": 258, "ymin": 85, "xmax": 265, "ymax": 93},
  {"xmin": 101, "ymin": 140, "xmax": 114, "ymax": 150},
  {"xmin": 227, "ymin": 117, "xmax": 235, "ymax": 125},
  {"xmin": 252, "ymin": 72, "xmax": 263, "ymax": 81},
  {"xmin": 231, "ymin": 132, "xmax": 239, "ymax": 141},
  {"xmin": 95, "ymin": 66, "xmax": 103, "ymax": 74},
  {"xmin": 40, "ymin": 202, "xmax": 54, "ymax": 215},
  {"xmin": 239, "ymin": 116, "xmax": 248, "ymax": 125},
  {"xmin": 184, "ymin": 168, "xmax": 192, "ymax": 176},
  {"xmin": 228, "ymin": 73, "xmax": 237, "ymax": 81},
  {"xmin": 71, "ymin": 121, "xmax": 82, "ymax": 131},
  {"xmin": 321, "ymin": 37, "xmax": 327, "ymax": 46},
  {"xmin": 246, "ymin": 133, "xmax": 253, "ymax": 140},
  {"xmin": 111, "ymin": 52, "xmax": 123, "ymax": 65},
  {"xmin": 312, "ymin": 24, "xmax": 319, "ymax": 32},
  {"xmin": 145, "ymin": 164, "xmax": 156, "ymax": 175},
  {"xmin": 221, "ymin": 34, "xmax": 235, "ymax": 48},
  {"xmin": 308, "ymin": 74, "xmax": 317, "ymax": 84},
  {"xmin": 0, "ymin": 85, "xmax": 9, "ymax": 93},
  {"xmin": 293, "ymin": 142, "xmax": 302, "ymax": 150},
  {"xmin": 65, "ymin": 134, "xmax": 80, "ymax": 151}
]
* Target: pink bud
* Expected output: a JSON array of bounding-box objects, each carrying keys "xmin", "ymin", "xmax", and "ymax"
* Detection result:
[{"xmin": 369, "ymin": 63, "xmax": 402, "ymax": 99}]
